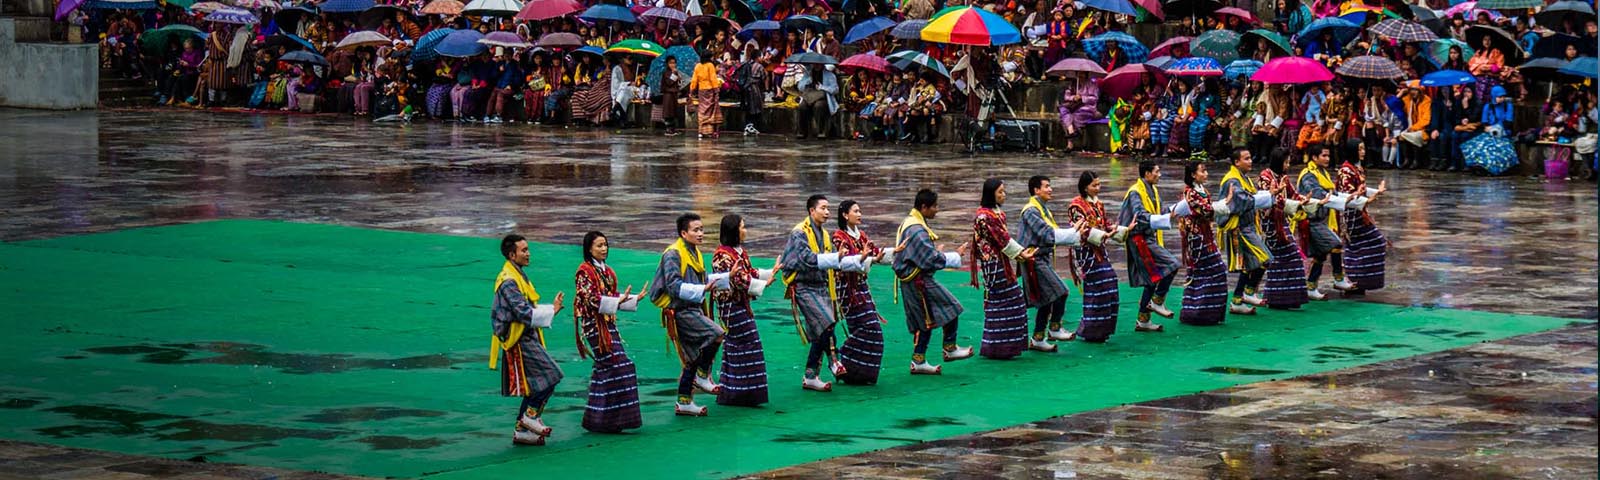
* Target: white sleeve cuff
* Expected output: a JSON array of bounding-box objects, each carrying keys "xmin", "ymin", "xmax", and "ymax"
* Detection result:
[
  {"xmin": 1348, "ymin": 195, "xmax": 1370, "ymax": 210},
  {"xmin": 877, "ymin": 248, "xmax": 894, "ymax": 264},
  {"xmin": 1172, "ymin": 200, "xmax": 1192, "ymax": 218},
  {"xmin": 529, "ymin": 305, "xmax": 555, "ymax": 328},
  {"xmin": 1253, "ymin": 191, "xmax": 1274, "ymax": 210},
  {"xmin": 1150, "ymin": 214, "xmax": 1174, "ymax": 231},
  {"xmin": 1212, "ymin": 200, "xmax": 1232, "ymax": 218},
  {"xmin": 1365, "ymin": 187, "xmax": 1380, "ymax": 197},
  {"xmin": 677, "ymin": 283, "xmax": 707, "ymax": 303},
  {"xmin": 1052, "ymin": 227, "xmax": 1081, "ymax": 246},
  {"xmin": 816, "ymin": 252, "xmax": 842, "ymax": 270},
  {"xmin": 747, "ymin": 278, "xmax": 769, "ymax": 296},
  {"xmin": 1088, "ymin": 228, "xmax": 1109, "ymax": 246},
  {"xmin": 756, "ymin": 268, "xmax": 776, "ymax": 282},
  {"xmin": 1325, "ymin": 193, "xmax": 1349, "ymax": 212},
  {"xmin": 838, "ymin": 254, "xmax": 866, "ymax": 272},
  {"xmin": 1002, "ymin": 239, "xmax": 1024, "ymax": 258},
  {"xmin": 1111, "ymin": 226, "xmax": 1131, "ymax": 243},
  {"xmin": 941, "ymin": 252, "xmax": 963, "ymax": 269},
  {"xmin": 1284, "ymin": 199, "xmax": 1302, "ymax": 216},
  {"xmin": 707, "ymin": 272, "xmax": 732, "ymax": 290},
  {"xmin": 599, "ymin": 295, "xmax": 621, "ymax": 315},
  {"xmin": 618, "ymin": 294, "xmax": 640, "ymax": 312}
]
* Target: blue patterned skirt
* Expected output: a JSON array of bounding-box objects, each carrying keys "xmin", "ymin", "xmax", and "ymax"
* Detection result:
[
  {"xmin": 582, "ymin": 324, "xmax": 642, "ymax": 433},
  {"xmin": 716, "ymin": 302, "xmax": 769, "ymax": 407},
  {"xmin": 1341, "ymin": 214, "xmax": 1386, "ymax": 291},
  {"xmin": 1074, "ymin": 251, "xmax": 1120, "ymax": 342},
  {"xmin": 1262, "ymin": 229, "xmax": 1309, "ymax": 309},
  {"xmin": 1180, "ymin": 233, "xmax": 1229, "ymax": 326},
  {"xmin": 979, "ymin": 258, "xmax": 1030, "ymax": 359},
  {"xmin": 836, "ymin": 281, "xmax": 884, "ymax": 385}
]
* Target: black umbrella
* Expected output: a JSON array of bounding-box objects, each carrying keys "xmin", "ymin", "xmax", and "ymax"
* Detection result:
[
  {"xmin": 1163, "ymin": 0, "xmax": 1221, "ymax": 19},
  {"xmin": 1518, "ymin": 57, "xmax": 1577, "ymax": 82},
  {"xmin": 1536, "ymin": 0, "xmax": 1596, "ymax": 31},
  {"xmin": 273, "ymin": 4, "xmax": 317, "ymax": 32},
  {"xmin": 686, "ymin": 14, "xmax": 736, "ymax": 32},
  {"xmin": 1465, "ymin": 25, "xmax": 1523, "ymax": 63},
  {"xmin": 358, "ymin": 4, "xmax": 414, "ymax": 29},
  {"xmin": 1532, "ymin": 33, "xmax": 1596, "ymax": 59},
  {"xmin": 784, "ymin": 51, "xmax": 837, "ymax": 65},
  {"xmin": 261, "ymin": 33, "xmax": 317, "ymax": 51}
]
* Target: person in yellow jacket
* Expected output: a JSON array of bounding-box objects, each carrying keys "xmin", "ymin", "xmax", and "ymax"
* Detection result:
[
  {"xmin": 490, "ymin": 235, "xmax": 566, "ymax": 446},
  {"xmin": 690, "ymin": 57, "xmax": 725, "ymax": 138}
]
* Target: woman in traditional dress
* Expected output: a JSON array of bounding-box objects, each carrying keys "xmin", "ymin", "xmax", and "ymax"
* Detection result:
[
  {"xmin": 1256, "ymin": 148, "xmax": 1310, "ymax": 309},
  {"xmin": 572, "ymin": 231, "xmax": 644, "ymax": 433},
  {"xmin": 655, "ymin": 55, "xmax": 687, "ymax": 135},
  {"xmin": 569, "ymin": 55, "xmax": 613, "ymax": 126},
  {"xmin": 712, "ymin": 214, "xmax": 771, "ymax": 407},
  {"xmin": 690, "ymin": 56, "xmax": 724, "ymax": 138},
  {"xmin": 1058, "ymin": 75, "xmax": 1101, "ymax": 151},
  {"xmin": 1175, "ymin": 161, "xmax": 1230, "ymax": 326},
  {"xmin": 1337, "ymin": 139, "xmax": 1388, "ymax": 293},
  {"xmin": 831, "ymin": 200, "xmax": 887, "ymax": 385},
  {"xmin": 971, "ymin": 179, "xmax": 1035, "ymax": 359},
  {"xmin": 1065, "ymin": 171, "xmax": 1121, "ymax": 342}
]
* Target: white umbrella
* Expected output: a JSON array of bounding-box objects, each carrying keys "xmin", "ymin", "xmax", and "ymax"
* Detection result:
[
  {"xmin": 462, "ymin": 0, "xmax": 522, "ymax": 16},
  {"xmin": 336, "ymin": 30, "xmax": 393, "ymax": 50}
]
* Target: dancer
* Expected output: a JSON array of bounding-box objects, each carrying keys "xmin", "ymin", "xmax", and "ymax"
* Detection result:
[
  {"xmin": 891, "ymin": 189, "xmax": 974, "ymax": 374},
  {"xmin": 647, "ymin": 214, "xmax": 727, "ymax": 416},
  {"xmin": 1337, "ymin": 139, "xmax": 1389, "ymax": 293},
  {"xmin": 971, "ymin": 179, "xmax": 1036, "ymax": 359},
  {"xmin": 1173, "ymin": 162, "xmax": 1231, "ymax": 326},
  {"xmin": 712, "ymin": 215, "xmax": 773, "ymax": 406},
  {"xmin": 490, "ymin": 235, "xmax": 566, "ymax": 446},
  {"xmin": 780, "ymin": 195, "xmax": 853, "ymax": 392},
  {"xmin": 1066, "ymin": 171, "xmax": 1125, "ymax": 342},
  {"xmin": 1016, "ymin": 175, "xmax": 1087, "ymax": 349},
  {"xmin": 1118, "ymin": 161, "xmax": 1178, "ymax": 332},
  {"xmin": 1217, "ymin": 147, "xmax": 1278, "ymax": 315},
  {"xmin": 1296, "ymin": 145, "xmax": 1353, "ymax": 300},
  {"xmin": 832, "ymin": 200, "xmax": 890, "ymax": 385},
  {"xmin": 1256, "ymin": 148, "xmax": 1311, "ymax": 309},
  {"xmin": 572, "ymin": 231, "xmax": 643, "ymax": 433}
]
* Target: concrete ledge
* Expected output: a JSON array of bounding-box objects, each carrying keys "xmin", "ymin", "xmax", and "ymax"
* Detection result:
[{"xmin": 0, "ymin": 18, "xmax": 99, "ymax": 109}]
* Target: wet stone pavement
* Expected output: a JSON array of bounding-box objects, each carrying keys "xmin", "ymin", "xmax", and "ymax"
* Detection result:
[{"xmin": 0, "ymin": 107, "xmax": 1596, "ymax": 479}]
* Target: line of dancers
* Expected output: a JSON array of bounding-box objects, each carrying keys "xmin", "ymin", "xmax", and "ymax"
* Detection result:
[{"xmin": 487, "ymin": 144, "xmax": 1389, "ymax": 445}]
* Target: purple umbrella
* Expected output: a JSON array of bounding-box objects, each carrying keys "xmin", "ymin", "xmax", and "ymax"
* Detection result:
[
  {"xmin": 479, "ymin": 31, "xmax": 531, "ymax": 48},
  {"xmin": 204, "ymin": 7, "xmax": 259, "ymax": 24},
  {"xmin": 55, "ymin": 0, "xmax": 85, "ymax": 21},
  {"xmin": 641, "ymin": 6, "xmax": 687, "ymax": 23},
  {"xmin": 1045, "ymin": 58, "xmax": 1108, "ymax": 76}
]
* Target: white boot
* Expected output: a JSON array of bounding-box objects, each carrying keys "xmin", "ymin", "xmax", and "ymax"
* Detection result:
[
  {"xmin": 1147, "ymin": 297, "xmax": 1175, "ymax": 318},
  {"xmin": 909, "ymin": 361, "xmax": 942, "ymax": 375},
  {"xmin": 1047, "ymin": 328, "xmax": 1076, "ymax": 341},
  {"xmin": 517, "ymin": 414, "xmax": 552, "ymax": 436},
  {"xmin": 1241, "ymin": 293, "xmax": 1266, "ymax": 306},
  {"xmin": 1307, "ymin": 288, "xmax": 1327, "ymax": 301},
  {"xmin": 830, "ymin": 360, "xmax": 847, "ymax": 377},
  {"xmin": 1229, "ymin": 302, "xmax": 1257, "ymax": 315},
  {"xmin": 513, "ymin": 427, "xmax": 546, "ymax": 446},
  {"xmin": 802, "ymin": 376, "xmax": 833, "ymax": 392},
  {"xmin": 1028, "ymin": 336, "xmax": 1058, "ymax": 352},
  {"xmin": 674, "ymin": 401, "xmax": 708, "ymax": 416},
  {"xmin": 942, "ymin": 345, "xmax": 974, "ymax": 361},
  {"xmin": 692, "ymin": 374, "xmax": 721, "ymax": 394},
  {"xmin": 1332, "ymin": 278, "xmax": 1354, "ymax": 291}
]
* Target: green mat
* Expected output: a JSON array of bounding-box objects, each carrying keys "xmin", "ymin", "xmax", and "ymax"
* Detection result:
[{"xmin": 0, "ymin": 220, "xmax": 1578, "ymax": 479}]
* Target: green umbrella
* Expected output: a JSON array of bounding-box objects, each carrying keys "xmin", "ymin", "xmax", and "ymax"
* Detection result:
[
  {"xmin": 165, "ymin": 0, "xmax": 196, "ymax": 8},
  {"xmin": 604, "ymin": 38, "xmax": 665, "ymax": 58},
  {"xmin": 1243, "ymin": 28, "xmax": 1290, "ymax": 58},
  {"xmin": 1190, "ymin": 29, "xmax": 1241, "ymax": 63},
  {"xmin": 139, "ymin": 24, "xmax": 205, "ymax": 52},
  {"xmin": 1425, "ymin": 38, "xmax": 1474, "ymax": 68},
  {"xmin": 1475, "ymin": 0, "xmax": 1542, "ymax": 10}
]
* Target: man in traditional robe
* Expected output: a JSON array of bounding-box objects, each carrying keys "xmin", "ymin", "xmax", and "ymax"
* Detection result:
[
  {"xmin": 1216, "ymin": 148, "xmax": 1278, "ymax": 314},
  {"xmin": 647, "ymin": 214, "xmax": 728, "ymax": 416},
  {"xmin": 1015, "ymin": 176, "xmax": 1086, "ymax": 350},
  {"xmin": 890, "ymin": 189, "xmax": 974, "ymax": 375},
  {"xmin": 781, "ymin": 194, "xmax": 865, "ymax": 392},
  {"xmin": 1118, "ymin": 161, "xmax": 1178, "ymax": 333},
  {"xmin": 490, "ymin": 235, "xmax": 566, "ymax": 446}
]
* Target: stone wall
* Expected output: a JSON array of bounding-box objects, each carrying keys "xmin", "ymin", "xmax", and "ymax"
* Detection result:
[{"xmin": 0, "ymin": 18, "xmax": 98, "ymax": 109}]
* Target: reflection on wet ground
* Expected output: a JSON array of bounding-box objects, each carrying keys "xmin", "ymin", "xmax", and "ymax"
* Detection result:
[{"xmin": 77, "ymin": 342, "xmax": 481, "ymax": 374}]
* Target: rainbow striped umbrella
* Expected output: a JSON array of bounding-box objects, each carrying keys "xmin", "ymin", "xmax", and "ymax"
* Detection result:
[
  {"xmin": 605, "ymin": 39, "xmax": 665, "ymax": 58},
  {"xmin": 920, "ymin": 6, "xmax": 1021, "ymax": 46}
]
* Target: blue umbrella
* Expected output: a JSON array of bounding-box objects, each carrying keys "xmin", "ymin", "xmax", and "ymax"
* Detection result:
[
  {"xmin": 280, "ymin": 50, "xmax": 329, "ymax": 67},
  {"xmin": 783, "ymin": 14, "xmax": 829, "ymax": 31},
  {"xmin": 1560, "ymin": 57, "xmax": 1598, "ymax": 79},
  {"xmin": 1224, "ymin": 59, "xmax": 1262, "ymax": 81},
  {"xmin": 1079, "ymin": 0, "xmax": 1137, "ymax": 15},
  {"xmin": 572, "ymin": 45, "xmax": 606, "ymax": 59},
  {"xmin": 1081, "ymin": 32, "xmax": 1150, "ymax": 64},
  {"xmin": 1167, "ymin": 56, "xmax": 1223, "ymax": 76},
  {"xmin": 844, "ymin": 16, "xmax": 895, "ymax": 44},
  {"xmin": 318, "ymin": 0, "xmax": 372, "ymax": 12},
  {"xmin": 579, "ymin": 4, "xmax": 637, "ymax": 23},
  {"xmin": 1419, "ymin": 69, "xmax": 1475, "ymax": 87},
  {"xmin": 410, "ymin": 27, "xmax": 455, "ymax": 62},
  {"xmin": 891, "ymin": 19, "xmax": 928, "ymax": 39},
  {"xmin": 1461, "ymin": 132, "xmax": 1516, "ymax": 175},
  {"xmin": 436, "ymin": 29, "xmax": 488, "ymax": 57},
  {"xmin": 647, "ymin": 45, "xmax": 699, "ymax": 90},
  {"xmin": 1296, "ymin": 17, "xmax": 1361, "ymax": 47},
  {"xmin": 737, "ymin": 19, "xmax": 781, "ymax": 40}
]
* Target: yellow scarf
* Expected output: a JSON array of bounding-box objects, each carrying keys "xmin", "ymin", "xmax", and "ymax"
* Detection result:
[
  {"xmin": 1024, "ymin": 196, "xmax": 1058, "ymax": 229},
  {"xmin": 489, "ymin": 261, "xmax": 542, "ymax": 370},
  {"xmin": 1220, "ymin": 166, "xmax": 1270, "ymax": 270},
  {"xmin": 782, "ymin": 216, "xmax": 837, "ymax": 303},
  {"xmin": 1123, "ymin": 180, "xmax": 1163, "ymax": 247},
  {"xmin": 892, "ymin": 208, "xmax": 938, "ymax": 302},
  {"xmin": 649, "ymin": 238, "xmax": 705, "ymax": 308},
  {"xmin": 1296, "ymin": 162, "xmax": 1339, "ymax": 233}
]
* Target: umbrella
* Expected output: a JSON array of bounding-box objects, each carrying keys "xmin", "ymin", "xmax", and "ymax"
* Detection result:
[
  {"xmin": 1336, "ymin": 55, "xmax": 1403, "ymax": 79},
  {"xmin": 1150, "ymin": 36, "xmax": 1192, "ymax": 58},
  {"xmin": 844, "ymin": 16, "xmax": 895, "ymax": 44},
  {"xmin": 785, "ymin": 51, "xmax": 838, "ymax": 65},
  {"xmin": 272, "ymin": 5, "xmax": 316, "ymax": 30},
  {"xmin": 54, "ymin": 0, "xmax": 84, "ymax": 20},
  {"xmin": 1251, "ymin": 56, "xmax": 1334, "ymax": 84},
  {"xmin": 420, "ymin": 0, "xmax": 463, "ymax": 14},
  {"xmin": 887, "ymin": 50, "xmax": 949, "ymax": 78},
  {"xmin": 535, "ymin": 32, "xmax": 581, "ymax": 48},
  {"xmin": 1537, "ymin": 1, "xmax": 1596, "ymax": 28},
  {"xmin": 317, "ymin": 0, "xmax": 371, "ymax": 12},
  {"xmin": 1081, "ymin": 0, "xmax": 1137, "ymax": 16},
  {"xmin": 409, "ymin": 27, "xmax": 453, "ymax": 61},
  {"xmin": 1242, "ymin": 28, "xmax": 1290, "ymax": 58},
  {"xmin": 1130, "ymin": 0, "xmax": 1164, "ymax": 20},
  {"xmin": 607, "ymin": 38, "xmax": 665, "ymax": 58},
  {"xmin": 891, "ymin": 19, "xmax": 928, "ymax": 39},
  {"xmin": 436, "ymin": 29, "xmax": 488, "ymax": 57},
  {"xmin": 685, "ymin": 15, "xmax": 736, "ymax": 32},
  {"xmin": 1045, "ymin": 58, "xmax": 1108, "ymax": 76},
  {"xmin": 641, "ymin": 6, "xmax": 687, "ymax": 23},
  {"xmin": 1533, "ymin": 33, "xmax": 1595, "ymax": 59},
  {"xmin": 515, "ymin": 0, "xmax": 581, "ymax": 20},
  {"xmin": 1461, "ymin": 132, "xmax": 1516, "ymax": 175},
  {"xmin": 1337, "ymin": 3, "xmax": 1401, "ymax": 24},
  {"xmin": 1190, "ymin": 29, "xmax": 1240, "ymax": 63},
  {"xmin": 1465, "ymin": 25, "xmax": 1523, "ymax": 62},
  {"xmin": 781, "ymin": 14, "xmax": 829, "ymax": 31},
  {"xmin": 920, "ymin": 6, "xmax": 1021, "ymax": 46},
  {"xmin": 261, "ymin": 32, "xmax": 314, "ymax": 51},
  {"xmin": 1083, "ymin": 32, "xmax": 1151, "ymax": 64},
  {"xmin": 1145, "ymin": 55, "xmax": 1175, "ymax": 69},
  {"xmin": 1224, "ymin": 59, "xmax": 1262, "ymax": 81},
  {"xmin": 1297, "ymin": 17, "xmax": 1361, "ymax": 47},
  {"xmin": 1476, "ymin": 0, "xmax": 1541, "ymax": 10},
  {"xmin": 1167, "ymin": 56, "xmax": 1223, "ymax": 76},
  {"xmin": 1162, "ymin": 0, "xmax": 1220, "ymax": 18},
  {"xmin": 462, "ymin": 0, "xmax": 521, "ymax": 16},
  {"xmin": 1426, "ymin": 38, "xmax": 1474, "ymax": 67},
  {"xmin": 1370, "ymin": 19, "xmax": 1436, "ymax": 42},
  {"xmin": 579, "ymin": 3, "xmax": 636, "ymax": 22},
  {"xmin": 647, "ymin": 45, "xmax": 697, "ymax": 90},
  {"xmin": 188, "ymin": 1, "xmax": 227, "ymax": 11},
  {"xmin": 571, "ymin": 45, "xmax": 606, "ymax": 60},
  {"xmin": 335, "ymin": 30, "xmax": 391, "ymax": 49},
  {"xmin": 1410, "ymin": 4, "xmax": 1441, "ymax": 26},
  {"xmin": 1213, "ymin": 6, "xmax": 1256, "ymax": 25},
  {"xmin": 1419, "ymin": 69, "xmax": 1475, "ymax": 86},
  {"xmin": 480, "ymin": 31, "xmax": 531, "ymax": 48},
  {"xmin": 358, "ymin": 5, "xmax": 412, "ymax": 28},
  {"xmin": 230, "ymin": 0, "xmax": 279, "ymax": 9},
  {"xmin": 84, "ymin": 0, "xmax": 158, "ymax": 9},
  {"xmin": 716, "ymin": 0, "xmax": 758, "ymax": 23},
  {"xmin": 1560, "ymin": 57, "xmax": 1598, "ymax": 78},
  {"xmin": 280, "ymin": 50, "xmax": 329, "ymax": 67},
  {"xmin": 1102, "ymin": 64, "xmax": 1167, "ymax": 99},
  {"xmin": 1518, "ymin": 58, "xmax": 1575, "ymax": 82},
  {"xmin": 205, "ymin": 7, "xmax": 258, "ymax": 24},
  {"xmin": 141, "ymin": 24, "xmax": 207, "ymax": 52},
  {"xmin": 840, "ymin": 52, "xmax": 891, "ymax": 73},
  {"xmin": 745, "ymin": 19, "xmax": 780, "ymax": 31}
]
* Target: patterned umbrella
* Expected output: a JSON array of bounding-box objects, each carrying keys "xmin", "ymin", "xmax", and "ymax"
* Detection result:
[
  {"xmin": 1461, "ymin": 132, "xmax": 1516, "ymax": 175},
  {"xmin": 1213, "ymin": 6, "xmax": 1256, "ymax": 25},
  {"xmin": 1081, "ymin": 0, "xmax": 1137, "ymax": 16},
  {"xmin": 462, "ymin": 0, "xmax": 522, "ymax": 16},
  {"xmin": 890, "ymin": 19, "xmax": 928, "ymax": 39},
  {"xmin": 1537, "ymin": 1, "xmax": 1596, "ymax": 28},
  {"xmin": 1370, "ymin": 19, "xmax": 1437, "ymax": 42},
  {"xmin": 1224, "ymin": 59, "xmax": 1262, "ymax": 81},
  {"xmin": 1189, "ymin": 29, "xmax": 1240, "ymax": 63},
  {"xmin": 844, "ymin": 16, "xmax": 895, "ymax": 44},
  {"xmin": 436, "ymin": 29, "xmax": 487, "ymax": 57},
  {"xmin": 1150, "ymin": 36, "xmax": 1192, "ymax": 58},
  {"xmin": 204, "ymin": 7, "xmax": 258, "ymax": 24},
  {"xmin": 1102, "ymin": 64, "xmax": 1167, "ymax": 99},
  {"xmin": 886, "ymin": 50, "xmax": 950, "ymax": 78},
  {"xmin": 420, "ymin": 0, "xmax": 463, "ymax": 14},
  {"xmin": 1419, "ymin": 69, "xmax": 1475, "ymax": 87},
  {"xmin": 1560, "ymin": 57, "xmax": 1598, "ymax": 79},
  {"xmin": 646, "ymin": 45, "xmax": 697, "ymax": 90},
  {"xmin": 641, "ymin": 6, "xmax": 687, "ymax": 23},
  {"xmin": 920, "ymin": 6, "xmax": 1021, "ymax": 46},
  {"xmin": 410, "ymin": 27, "xmax": 454, "ymax": 61},
  {"xmin": 1083, "ymin": 32, "xmax": 1151, "ymax": 64},
  {"xmin": 1045, "ymin": 58, "xmax": 1107, "ymax": 76},
  {"xmin": 1337, "ymin": 55, "xmax": 1403, "ymax": 79},
  {"xmin": 1167, "ymin": 56, "xmax": 1223, "ymax": 76},
  {"xmin": 188, "ymin": 1, "xmax": 227, "ymax": 12},
  {"xmin": 1476, "ymin": 0, "xmax": 1542, "ymax": 10},
  {"xmin": 1242, "ymin": 28, "xmax": 1290, "ymax": 57},
  {"xmin": 1251, "ymin": 56, "xmax": 1334, "ymax": 84},
  {"xmin": 479, "ymin": 31, "xmax": 531, "ymax": 48},
  {"xmin": 1426, "ymin": 38, "xmax": 1474, "ymax": 67},
  {"xmin": 515, "ymin": 0, "xmax": 581, "ymax": 20},
  {"xmin": 1297, "ymin": 17, "xmax": 1361, "ymax": 47},
  {"xmin": 607, "ymin": 38, "xmax": 665, "ymax": 57},
  {"xmin": 230, "ymin": 0, "xmax": 279, "ymax": 9},
  {"xmin": 335, "ymin": 30, "xmax": 391, "ymax": 49},
  {"xmin": 579, "ymin": 3, "xmax": 636, "ymax": 23},
  {"xmin": 840, "ymin": 52, "xmax": 891, "ymax": 73},
  {"xmin": 316, "ymin": 0, "xmax": 371, "ymax": 13}
]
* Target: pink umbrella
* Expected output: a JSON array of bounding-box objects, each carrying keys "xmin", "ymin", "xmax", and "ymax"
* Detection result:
[
  {"xmin": 1150, "ymin": 36, "xmax": 1192, "ymax": 58},
  {"xmin": 1045, "ymin": 58, "xmax": 1107, "ymax": 76},
  {"xmin": 1101, "ymin": 64, "xmax": 1168, "ymax": 99},
  {"xmin": 840, "ymin": 53, "xmax": 890, "ymax": 73},
  {"xmin": 1131, "ymin": 0, "xmax": 1163, "ymax": 19},
  {"xmin": 1250, "ymin": 56, "xmax": 1334, "ymax": 84},
  {"xmin": 1214, "ymin": 6, "xmax": 1258, "ymax": 25},
  {"xmin": 515, "ymin": 0, "xmax": 582, "ymax": 20}
]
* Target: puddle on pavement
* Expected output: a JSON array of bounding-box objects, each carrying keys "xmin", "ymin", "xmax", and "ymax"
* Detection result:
[
  {"xmin": 35, "ymin": 404, "xmax": 346, "ymax": 443},
  {"xmin": 358, "ymin": 435, "xmax": 451, "ymax": 450},
  {"xmin": 298, "ymin": 407, "xmax": 447, "ymax": 424},
  {"xmin": 895, "ymin": 416, "xmax": 964, "ymax": 429},
  {"xmin": 1199, "ymin": 366, "xmax": 1291, "ymax": 376},
  {"xmin": 82, "ymin": 342, "xmax": 481, "ymax": 374},
  {"xmin": 35, "ymin": 405, "xmax": 185, "ymax": 437},
  {"xmin": 150, "ymin": 419, "xmax": 343, "ymax": 442}
]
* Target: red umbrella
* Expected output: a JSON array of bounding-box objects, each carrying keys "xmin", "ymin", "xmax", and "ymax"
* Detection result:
[
  {"xmin": 1250, "ymin": 56, "xmax": 1334, "ymax": 84},
  {"xmin": 515, "ymin": 0, "xmax": 582, "ymax": 21},
  {"xmin": 840, "ymin": 52, "xmax": 890, "ymax": 73},
  {"xmin": 1131, "ymin": 0, "xmax": 1163, "ymax": 19},
  {"xmin": 1150, "ymin": 36, "xmax": 1192, "ymax": 58},
  {"xmin": 1102, "ymin": 64, "xmax": 1168, "ymax": 99},
  {"xmin": 1214, "ymin": 6, "xmax": 1258, "ymax": 25}
]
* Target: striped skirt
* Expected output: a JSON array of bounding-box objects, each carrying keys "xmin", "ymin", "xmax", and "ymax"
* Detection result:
[
  {"xmin": 978, "ymin": 259, "xmax": 1030, "ymax": 359},
  {"xmin": 1150, "ymin": 118, "xmax": 1172, "ymax": 144},
  {"xmin": 836, "ymin": 282, "xmax": 883, "ymax": 385},
  {"xmin": 1341, "ymin": 215, "xmax": 1387, "ymax": 291},
  {"xmin": 570, "ymin": 83, "xmax": 612, "ymax": 125},
  {"xmin": 582, "ymin": 324, "xmax": 642, "ymax": 433},
  {"xmin": 1188, "ymin": 115, "xmax": 1212, "ymax": 150},
  {"xmin": 1262, "ymin": 232, "xmax": 1309, "ymax": 309},
  {"xmin": 1180, "ymin": 234, "xmax": 1229, "ymax": 326},
  {"xmin": 716, "ymin": 302, "xmax": 769, "ymax": 407},
  {"xmin": 1073, "ymin": 252, "xmax": 1120, "ymax": 342}
]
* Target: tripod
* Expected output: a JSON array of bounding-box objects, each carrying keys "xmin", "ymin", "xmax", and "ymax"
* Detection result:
[{"xmin": 963, "ymin": 77, "xmax": 1020, "ymax": 153}]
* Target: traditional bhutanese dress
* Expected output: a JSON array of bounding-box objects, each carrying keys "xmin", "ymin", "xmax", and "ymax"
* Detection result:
[
  {"xmin": 971, "ymin": 207, "xmax": 1029, "ymax": 359},
  {"xmin": 1257, "ymin": 169, "xmax": 1309, "ymax": 309},
  {"xmin": 1295, "ymin": 163, "xmax": 1342, "ymax": 259},
  {"xmin": 712, "ymin": 245, "xmax": 769, "ymax": 407},
  {"xmin": 892, "ymin": 210, "xmax": 964, "ymax": 335},
  {"xmin": 1218, "ymin": 166, "xmax": 1272, "ymax": 276},
  {"xmin": 1118, "ymin": 180, "xmax": 1180, "ymax": 289},
  {"xmin": 1177, "ymin": 186, "xmax": 1229, "ymax": 326},
  {"xmin": 779, "ymin": 217, "xmax": 840, "ymax": 347},
  {"xmin": 1015, "ymin": 197, "xmax": 1073, "ymax": 310},
  {"xmin": 1337, "ymin": 161, "xmax": 1387, "ymax": 291},
  {"xmin": 1067, "ymin": 197, "xmax": 1120, "ymax": 342},
  {"xmin": 490, "ymin": 263, "xmax": 563, "ymax": 401},
  {"xmin": 646, "ymin": 240, "xmax": 726, "ymax": 371},
  {"xmin": 570, "ymin": 69, "xmax": 613, "ymax": 125},
  {"xmin": 832, "ymin": 228, "xmax": 884, "ymax": 385},
  {"xmin": 573, "ymin": 261, "xmax": 642, "ymax": 433}
]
